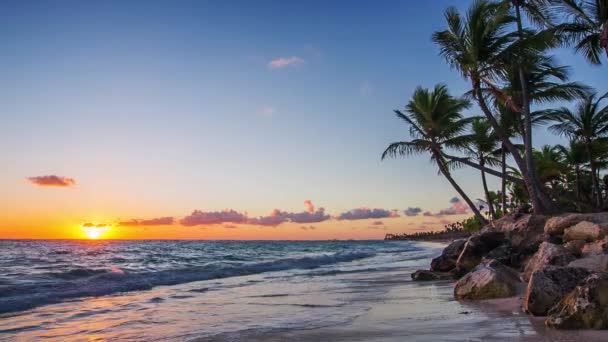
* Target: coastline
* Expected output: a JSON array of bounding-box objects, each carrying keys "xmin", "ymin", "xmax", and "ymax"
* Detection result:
[{"xmin": 196, "ymin": 241, "xmax": 608, "ymax": 342}]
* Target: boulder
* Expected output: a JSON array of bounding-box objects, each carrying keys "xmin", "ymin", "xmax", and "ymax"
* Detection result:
[
  {"xmin": 523, "ymin": 266, "xmax": 591, "ymax": 316},
  {"xmin": 564, "ymin": 239, "xmax": 586, "ymax": 257},
  {"xmin": 567, "ymin": 254, "xmax": 608, "ymax": 272},
  {"xmin": 544, "ymin": 212, "xmax": 608, "ymax": 237},
  {"xmin": 430, "ymin": 238, "xmax": 466, "ymax": 272},
  {"xmin": 411, "ymin": 270, "xmax": 452, "ymax": 281},
  {"xmin": 546, "ymin": 273, "xmax": 608, "ymax": 329},
  {"xmin": 454, "ymin": 259, "xmax": 521, "ymax": 300},
  {"xmin": 522, "ymin": 242, "xmax": 574, "ymax": 282},
  {"xmin": 485, "ymin": 214, "xmax": 547, "ymax": 255},
  {"xmin": 581, "ymin": 236, "xmax": 608, "ymax": 256},
  {"xmin": 454, "ymin": 232, "xmax": 506, "ymax": 274},
  {"xmin": 563, "ymin": 221, "xmax": 603, "ymax": 242}
]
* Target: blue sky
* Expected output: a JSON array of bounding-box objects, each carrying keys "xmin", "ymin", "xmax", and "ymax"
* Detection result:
[{"xmin": 1, "ymin": 0, "xmax": 607, "ymax": 238}]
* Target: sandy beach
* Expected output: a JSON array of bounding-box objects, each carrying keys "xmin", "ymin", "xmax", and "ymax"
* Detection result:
[{"xmin": 199, "ymin": 242, "xmax": 608, "ymax": 342}]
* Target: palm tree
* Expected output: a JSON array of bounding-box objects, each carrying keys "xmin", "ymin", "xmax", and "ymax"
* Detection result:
[
  {"xmin": 464, "ymin": 118, "xmax": 500, "ymax": 219},
  {"xmin": 432, "ymin": 0, "xmax": 559, "ymax": 214},
  {"xmin": 555, "ymin": 140, "xmax": 589, "ymax": 201},
  {"xmin": 547, "ymin": 91, "xmax": 608, "ymax": 207},
  {"xmin": 533, "ymin": 145, "xmax": 569, "ymax": 189},
  {"xmin": 381, "ymin": 84, "xmax": 488, "ymax": 224},
  {"xmin": 553, "ymin": 0, "xmax": 608, "ymax": 64}
]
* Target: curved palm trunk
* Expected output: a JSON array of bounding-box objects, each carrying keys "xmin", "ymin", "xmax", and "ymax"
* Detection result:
[
  {"xmin": 474, "ymin": 84, "xmax": 559, "ymax": 214},
  {"xmin": 442, "ymin": 153, "xmax": 523, "ymax": 183},
  {"xmin": 501, "ymin": 148, "xmax": 507, "ymax": 214},
  {"xmin": 434, "ymin": 151, "xmax": 488, "ymax": 225},
  {"xmin": 480, "ymin": 159, "xmax": 496, "ymax": 220}
]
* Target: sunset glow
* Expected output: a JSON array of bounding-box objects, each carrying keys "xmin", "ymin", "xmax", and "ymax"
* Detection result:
[{"xmin": 82, "ymin": 225, "xmax": 110, "ymax": 240}]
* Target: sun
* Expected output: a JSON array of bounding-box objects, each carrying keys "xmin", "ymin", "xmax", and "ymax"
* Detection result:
[{"xmin": 81, "ymin": 224, "xmax": 110, "ymax": 239}]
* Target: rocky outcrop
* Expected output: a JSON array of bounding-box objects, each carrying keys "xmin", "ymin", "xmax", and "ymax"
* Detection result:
[
  {"xmin": 523, "ymin": 266, "xmax": 591, "ymax": 316},
  {"xmin": 430, "ymin": 238, "xmax": 466, "ymax": 272},
  {"xmin": 454, "ymin": 259, "xmax": 521, "ymax": 300},
  {"xmin": 563, "ymin": 221, "xmax": 603, "ymax": 242},
  {"xmin": 581, "ymin": 237, "xmax": 608, "ymax": 256},
  {"xmin": 454, "ymin": 232, "xmax": 506, "ymax": 275},
  {"xmin": 411, "ymin": 269, "xmax": 452, "ymax": 281},
  {"xmin": 522, "ymin": 242, "xmax": 574, "ymax": 281},
  {"xmin": 564, "ymin": 239, "xmax": 586, "ymax": 257},
  {"xmin": 485, "ymin": 214, "xmax": 547, "ymax": 255},
  {"xmin": 546, "ymin": 273, "xmax": 608, "ymax": 329},
  {"xmin": 567, "ymin": 254, "xmax": 608, "ymax": 272},
  {"xmin": 545, "ymin": 213, "xmax": 608, "ymax": 237}
]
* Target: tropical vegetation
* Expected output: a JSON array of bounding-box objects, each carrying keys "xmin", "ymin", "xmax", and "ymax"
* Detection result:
[{"xmin": 382, "ymin": 0, "xmax": 608, "ymax": 224}]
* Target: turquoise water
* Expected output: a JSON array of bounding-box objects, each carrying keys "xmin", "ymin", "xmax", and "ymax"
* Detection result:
[{"xmin": 0, "ymin": 240, "xmax": 441, "ymax": 340}]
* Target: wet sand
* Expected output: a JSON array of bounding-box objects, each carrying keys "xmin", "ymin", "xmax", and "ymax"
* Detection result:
[{"xmin": 223, "ymin": 278, "xmax": 608, "ymax": 342}]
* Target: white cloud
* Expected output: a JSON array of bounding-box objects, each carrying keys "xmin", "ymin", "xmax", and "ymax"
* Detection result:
[{"xmin": 268, "ymin": 56, "xmax": 305, "ymax": 69}]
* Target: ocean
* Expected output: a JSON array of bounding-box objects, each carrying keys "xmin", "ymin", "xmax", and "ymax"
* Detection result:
[{"xmin": 0, "ymin": 240, "xmax": 442, "ymax": 341}]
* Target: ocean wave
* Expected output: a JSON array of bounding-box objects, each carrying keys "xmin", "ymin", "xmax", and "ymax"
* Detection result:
[{"xmin": 0, "ymin": 250, "xmax": 376, "ymax": 315}]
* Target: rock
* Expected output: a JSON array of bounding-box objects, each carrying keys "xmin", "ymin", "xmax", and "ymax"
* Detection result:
[
  {"xmin": 581, "ymin": 236, "xmax": 608, "ymax": 256},
  {"xmin": 567, "ymin": 254, "xmax": 608, "ymax": 272},
  {"xmin": 485, "ymin": 214, "xmax": 547, "ymax": 255},
  {"xmin": 546, "ymin": 273, "xmax": 608, "ymax": 329},
  {"xmin": 523, "ymin": 266, "xmax": 591, "ymax": 316},
  {"xmin": 563, "ymin": 221, "xmax": 603, "ymax": 242},
  {"xmin": 544, "ymin": 212, "xmax": 608, "ymax": 237},
  {"xmin": 545, "ymin": 214, "xmax": 592, "ymax": 236},
  {"xmin": 522, "ymin": 242, "xmax": 574, "ymax": 282},
  {"xmin": 564, "ymin": 239, "xmax": 586, "ymax": 257},
  {"xmin": 454, "ymin": 259, "xmax": 521, "ymax": 300},
  {"xmin": 454, "ymin": 232, "xmax": 506, "ymax": 274},
  {"xmin": 430, "ymin": 239, "xmax": 466, "ymax": 272},
  {"xmin": 411, "ymin": 270, "xmax": 452, "ymax": 281}
]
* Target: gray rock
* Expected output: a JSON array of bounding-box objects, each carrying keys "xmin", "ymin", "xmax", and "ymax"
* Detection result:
[
  {"xmin": 567, "ymin": 254, "xmax": 608, "ymax": 272},
  {"xmin": 523, "ymin": 266, "xmax": 591, "ymax": 316},
  {"xmin": 544, "ymin": 213, "xmax": 608, "ymax": 237},
  {"xmin": 454, "ymin": 259, "xmax": 521, "ymax": 300},
  {"xmin": 411, "ymin": 269, "xmax": 452, "ymax": 281},
  {"xmin": 546, "ymin": 273, "xmax": 608, "ymax": 329},
  {"xmin": 523, "ymin": 242, "xmax": 574, "ymax": 282},
  {"xmin": 430, "ymin": 238, "xmax": 466, "ymax": 272},
  {"xmin": 454, "ymin": 231, "xmax": 506, "ymax": 275},
  {"xmin": 485, "ymin": 214, "xmax": 547, "ymax": 255},
  {"xmin": 563, "ymin": 221, "xmax": 603, "ymax": 242},
  {"xmin": 564, "ymin": 239, "xmax": 586, "ymax": 257},
  {"xmin": 581, "ymin": 236, "xmax": 608, "ymax": 256}
]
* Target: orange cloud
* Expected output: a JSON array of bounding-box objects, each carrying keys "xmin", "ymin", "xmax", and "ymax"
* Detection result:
[
  {"xmin": 27, "ymin": 175, "xmax": 76, "ymax": 187},
  {"xmin": 119, "ymin": 217, "xmax": 174, "ymax": 226}
]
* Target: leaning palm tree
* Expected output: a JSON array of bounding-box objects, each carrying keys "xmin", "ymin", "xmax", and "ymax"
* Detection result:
[
  {"xmin": 432, "ymin": 0, "xmax": 559, "ymax": 214},
  {"xmin": 553, "ymin": 0, "xmax": 608, "ymax": 64},
  {"xmin": 464, "ymin": 118, "xmax": 500, "ymax": 219},
  {"xmin": 547, "ymin": 91, "xmax": 608, "ymax": 207},
  {"xmin": 381, "ymin": 84, "xmax": 487, "ymax": 224}
]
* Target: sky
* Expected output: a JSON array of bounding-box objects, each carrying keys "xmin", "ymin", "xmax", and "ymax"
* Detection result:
[{"xmin": 1, "ymin": 0, "xmax": 606, "ymax": 240}]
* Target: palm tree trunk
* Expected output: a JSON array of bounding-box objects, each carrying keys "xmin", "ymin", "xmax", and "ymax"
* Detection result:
[
  {"xmin": 442, "ymin": 153, "xmax": 523, "ymax": 183},
  {"xmin": 575, "ymin": 165, "xmax": 581, "ymax": 202},
  {"xmin": 585, "ymin": 142, "xmax": 602, "ymax": 208},
  {"xmin": 501, "ymin": 148, "xmax": 507, "ymax": 214},
  {"xmin": 601, "ymin": 23, "xmax": 608, "ymax": 59},
  {"xmin": 473, "ymin": 84, "xmax": 559, "ymax": 214},
  {"xmin": 514, "ymin": 2, "xmax": 546, "ymax": 216},
  {"xmin": 434, "ymin": 151, "xmax": 488, "ymax": 225},
  {"xmin": 480, "ymin": 159, "xmax": 496, "ymax": 220}
]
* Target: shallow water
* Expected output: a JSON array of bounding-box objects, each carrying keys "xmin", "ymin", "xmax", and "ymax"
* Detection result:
[{"xmin": 0, "ymin": 240, "xmax": 439, "ymax": 340}]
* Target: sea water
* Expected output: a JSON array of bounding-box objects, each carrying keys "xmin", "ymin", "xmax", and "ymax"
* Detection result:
[{"xmin": 0, "ymin": 240, "xmax": 442, "ymax": 341}]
